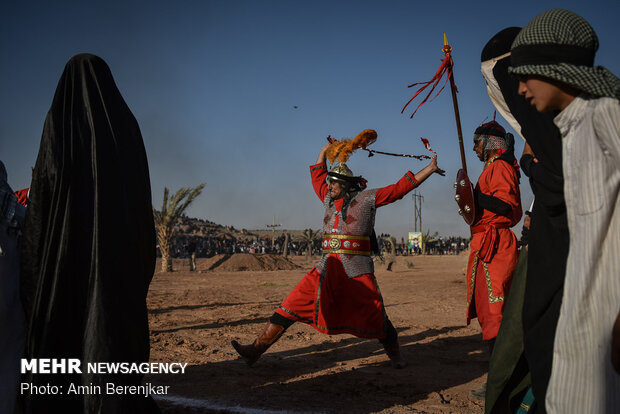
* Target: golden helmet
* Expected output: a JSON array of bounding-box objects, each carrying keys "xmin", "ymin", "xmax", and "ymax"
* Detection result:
[{"xmin": 327, "ymin": 163, "xmax": 354, "ymax": 183}]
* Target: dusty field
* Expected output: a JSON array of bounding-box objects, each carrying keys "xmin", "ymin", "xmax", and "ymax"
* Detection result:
[{"xmin": 146, "ymin": 254, "xmax": 488, "ymax": 414}]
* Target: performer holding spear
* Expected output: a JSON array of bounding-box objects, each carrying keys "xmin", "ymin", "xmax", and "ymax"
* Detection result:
[
  {"xmin": 231, "ymin": 129, "xmax": 444, "ymax": 368},
  {"xmin": 403, "ymin": 35, "xmax": 522, "ymax": 399}
]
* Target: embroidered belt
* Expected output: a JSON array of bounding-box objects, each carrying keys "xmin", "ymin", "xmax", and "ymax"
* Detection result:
[
  {"xmin": 471, "ymin": 223, "xmax": 510, "ymax": 234},
  {"xmin": 322, "ymin": 234, "xmax": 371, "ymax": 256},
  {"xmin": 471, "ymin": 224, "xmax": 511, "ymax": 263}
]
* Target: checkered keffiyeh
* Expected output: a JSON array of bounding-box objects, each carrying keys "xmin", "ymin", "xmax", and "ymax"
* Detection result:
[{"xmin": 508, "ymin": 9, "xmax": 620, "ymax": 99}]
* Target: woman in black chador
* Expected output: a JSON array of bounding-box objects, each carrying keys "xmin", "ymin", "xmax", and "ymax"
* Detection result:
[{"xmin": 20, "ymin": 54, "xmax": 160, "ymax": 413}]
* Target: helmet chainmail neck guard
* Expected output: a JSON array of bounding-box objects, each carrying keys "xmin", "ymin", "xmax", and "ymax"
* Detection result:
[{"xmin": 474, "ymin": 120, "xmax": 510, "ymax": 157}]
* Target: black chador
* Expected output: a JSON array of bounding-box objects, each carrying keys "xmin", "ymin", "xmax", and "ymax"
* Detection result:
[
  {"xmin": 20, "ymin": 54, "xmax": 160, "ymax": 413},
  {"xmin": 481, "ymin": 28, "xmax": 570, "ymax": 413}
]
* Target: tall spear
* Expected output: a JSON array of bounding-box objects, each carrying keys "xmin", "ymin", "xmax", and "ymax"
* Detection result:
[
  {"xmin": 442, "ymin": 33, "xmax": 467, "ymax": 173},
  {"xmin": 401, "ymin": 33, "xmax": 475, "ymax": 225}
]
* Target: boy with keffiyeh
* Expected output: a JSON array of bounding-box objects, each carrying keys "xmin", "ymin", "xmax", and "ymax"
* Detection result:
[{"xmin": 509, "ymin": 8, "xmax": 620, "ymax": 413}]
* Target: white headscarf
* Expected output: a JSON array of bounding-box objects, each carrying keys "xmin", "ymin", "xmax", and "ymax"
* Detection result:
[{"xmin": 481, "ymin": 53, "xmax": 524, "ymax": 141}]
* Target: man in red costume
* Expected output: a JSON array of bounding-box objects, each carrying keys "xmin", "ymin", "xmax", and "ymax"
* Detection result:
[
  {"xmin": 232, "ymin": 143, "xmax": 444, "ymax": 368},
  {"xmin": 466, "ymin": 120, "xmax": 522, "ymax": 398}
]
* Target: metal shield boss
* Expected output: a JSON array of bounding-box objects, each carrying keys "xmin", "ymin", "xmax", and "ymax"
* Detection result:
[{"xmin": 454, "ymin": 169, "xmax": 475, "ymax": 225}]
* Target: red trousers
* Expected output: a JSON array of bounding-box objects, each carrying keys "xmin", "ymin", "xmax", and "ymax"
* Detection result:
[{"xmin": 274, "ymin": 255, "xmax": 387, "ymax": 338}]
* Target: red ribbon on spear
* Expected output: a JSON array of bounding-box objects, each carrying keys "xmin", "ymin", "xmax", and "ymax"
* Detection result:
[
  {"xmin": 402, "ymin": 34, "xmax": 474, "ymax": 226},
  {"xmin": 401, "ymin": 43, "xmax": 454, "ymax": 119},
  {"xmin": 401, "ymin": 33, "xmax": 467, "ymax": 173}
]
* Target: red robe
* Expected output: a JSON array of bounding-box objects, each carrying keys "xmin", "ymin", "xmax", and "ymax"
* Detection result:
[
  {"xmin": 466, "ymin": 157, "xmax": 522, "ymax": 340},
  {"xmin": 274, "ymin": 162, "xmax": 418, "ymax": 338}
]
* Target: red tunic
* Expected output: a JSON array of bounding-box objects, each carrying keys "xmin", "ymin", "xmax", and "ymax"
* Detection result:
[
  {"xmin": 466, "ymin": 157, "xmax": 522, "ymax": 340},
  {"xmin": 274, "ymin": 162, "xmax": 418, "ymax": 338}
]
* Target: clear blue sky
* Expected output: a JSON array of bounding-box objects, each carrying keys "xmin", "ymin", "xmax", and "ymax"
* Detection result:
[{"xmin": 1, "ymin": 1, "xmax": 618, "ymax": 239}]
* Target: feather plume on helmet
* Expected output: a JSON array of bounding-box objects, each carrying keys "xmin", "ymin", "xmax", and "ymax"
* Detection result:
[
  {"xmin": 325, "ymin": 129, "xmax": 377, "ymax": 191},
  {"xmin": 326, "ymin": 129, "xmax": 378, "ymax": 164}
]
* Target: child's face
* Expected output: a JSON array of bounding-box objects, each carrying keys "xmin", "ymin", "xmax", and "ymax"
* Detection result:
[{"xmin": 517, "ymin": 76, "xmax": 576, "ymax": 112}]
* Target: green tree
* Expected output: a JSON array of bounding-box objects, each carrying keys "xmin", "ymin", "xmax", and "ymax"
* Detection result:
[
  {"xmin": 301, "ymin": 229, "xmax": 319, "ymax": 257},
  {"xmin": 153, "ymin": 184, "xmax": 205, "ymax": 272}
]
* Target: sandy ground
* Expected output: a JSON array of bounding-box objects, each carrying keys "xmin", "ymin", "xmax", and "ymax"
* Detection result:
[{"xmin": 146, "ymin": 254, "xmax": 488, "ymax": 414}]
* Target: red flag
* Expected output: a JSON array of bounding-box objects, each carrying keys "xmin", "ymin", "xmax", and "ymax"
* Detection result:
[{"xmin": 420, "ymin": 137, "xmax": 436, "ymax": 155}]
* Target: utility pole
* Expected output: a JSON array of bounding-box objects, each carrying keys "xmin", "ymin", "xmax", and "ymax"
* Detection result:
[
  {"xmin": 412, "ymin": 191, "xmax": 425, "ymax": 254},
  {"xmin": 266, "ymin": 215, "xmax": 281, "ymax": 249},
  {"xmin": 412, "ymin": 191, "xmax": 424, "ymax": 233}
]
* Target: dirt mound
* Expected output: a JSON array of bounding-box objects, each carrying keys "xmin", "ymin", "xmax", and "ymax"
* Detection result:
[{"xmin": 201, "ymin": 253, "xmax": 301, "ymax": 272}]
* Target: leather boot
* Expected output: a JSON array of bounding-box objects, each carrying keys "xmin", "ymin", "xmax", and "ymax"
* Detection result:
[
  {"xmin": 231, "ymin": 322, "xmax": 285, "ymax": 366},
  {"xmin": 382, "ymin": 338, "xmax": 407, "ymax": 369}
]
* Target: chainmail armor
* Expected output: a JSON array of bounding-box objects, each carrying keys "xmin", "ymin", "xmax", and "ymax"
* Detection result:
[
  {"xmin": 315, "ymin": 189, "xmax": 378, "ymax": 278},
  {"xmin": 474, "ymin": 134, "xmax": 509, "ymax": 153}
]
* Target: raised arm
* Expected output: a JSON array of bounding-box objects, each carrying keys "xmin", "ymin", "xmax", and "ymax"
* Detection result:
[
  {"xmin": 309, "ymin": 144, "xmax": 331, "ymax": 201},
  {"xmin": 316, "ymin": 144, "xmax": 330, "ymax": 165},
  {"xmin": 375, "ymin": 155, "xmax": 444, "ymax": 207}
]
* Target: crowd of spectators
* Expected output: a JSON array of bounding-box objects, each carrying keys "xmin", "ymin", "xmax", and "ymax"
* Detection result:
[
  {"xmin": 423, "ymin": 237, "xmax": 468, "ymax": 255},
  {"xmin": 161, "ymin": 232, "xmax": 468, "ymax": 259},
  {"xmin": 376, "ymin": 234, "xmax": 468, "ymax": 256},
  {"xmin": 164, "ymin": 234, "xmax": 324, "ymax": 259}
]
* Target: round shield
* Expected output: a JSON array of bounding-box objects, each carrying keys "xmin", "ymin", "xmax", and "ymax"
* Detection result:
[{"xmin": 454, "ymin": 168, "xmax": 476, "ymax": 225}]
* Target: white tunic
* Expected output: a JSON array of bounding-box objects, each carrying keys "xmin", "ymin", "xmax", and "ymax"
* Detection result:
[{"xmin": 546, "ymin": 95, "xmax": 620, "ymax": 413}]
